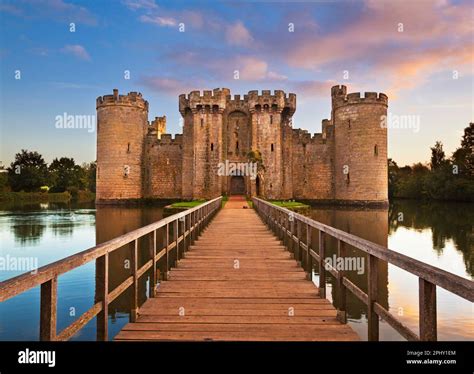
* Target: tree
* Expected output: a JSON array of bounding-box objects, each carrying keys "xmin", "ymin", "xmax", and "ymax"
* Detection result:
[
  {"xmin": 81, "ymin": 161, "xmax": 96, "ymax": 192},
  {"xmin": 49, "ymin": 157, "xmax": 85, "ymax": 192},
  {"xmin": 430, "ymin": 141, "xmax": 445, "ymax": 170},
  {"xmin": 387, "ymin": 158, "xmax": 399, "ymax": 197},
  {"xmin": 459, "ymin": 123, "xmax": 473, "ymax": 177},
  {"xmin": 8, "ymin": 150, "xmax": 49, "ymax": 192}
]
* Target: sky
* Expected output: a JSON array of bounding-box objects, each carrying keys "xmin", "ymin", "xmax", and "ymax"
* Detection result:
[{"xmin": 0, "ymin": 0, "xmax": 472, "ymax": 167}]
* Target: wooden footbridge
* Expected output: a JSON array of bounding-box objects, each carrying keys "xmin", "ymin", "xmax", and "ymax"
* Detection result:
[{"xmin": 0, "ymin": 196, "xmax": 472, "ymax": 341}]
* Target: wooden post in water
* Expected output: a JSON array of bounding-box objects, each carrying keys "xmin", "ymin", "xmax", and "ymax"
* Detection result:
[
  {"xmin": 130, "ymin": 239, "xmax": 138, "ymax": 322},
  {"xmin": 96, "ymin": 253, "xmax": 109, "ymax": 340},
  {"xmin": 367, "ymin": 254, "xmax": 379, "ymax": 341},
  {"xmin": 40, "ymin": 277, "xmax": 57, "ymax": 341},
  {"xmin": 419, "ymin": 278, "xmax": 437, "ymax": 341},
  {"xmin": 336, "ymin": 240, "xmax": 347, "ymax": 324},
  {"xmin": 318, "ymin": 231, "xmax": 326, "ymax": 298}
]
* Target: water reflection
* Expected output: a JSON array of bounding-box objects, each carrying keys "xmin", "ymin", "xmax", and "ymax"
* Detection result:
[
  {"xmin": 306, "ymin": 200, "xmax": 473, "ymax": 340},
  {"xmin": 1, "ymin": 202, "xmax": 95, "ymax": 245},
  {"xmin": 94, "ymin": 205, "xmax": 166, "ymax": 329},
  {"xmin": 389, "ymin": 200, "xmax": 473, "ymax": 277},
  {"xmin": 0, "ymin": 199, "xmax": 471, "ymax": 341},
  {"xmin": 307, "ymin": 206, "xmax": 389, "ymax": 320}
]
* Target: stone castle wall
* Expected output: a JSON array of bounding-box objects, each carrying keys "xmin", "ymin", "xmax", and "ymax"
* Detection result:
[
  {"xmin": 96, "ymin": 85, "xmax": 388, "ymax": 205},
  {"xmin": 144, "ymin": 134, "xmax": 182, "ymax": 199}
]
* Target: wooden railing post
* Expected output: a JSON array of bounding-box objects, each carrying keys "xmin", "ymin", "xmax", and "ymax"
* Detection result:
[
  {"xmin": 336, "ymin": 240, "xmax": 347, "ymax": 324},
  {"xmin": 190, "ymin": 212, "xmax": 195, "ymax": 244},
  {"xmin": 40, "ymin": 277, "xmax": 57, "ymax": 341},
  {"xmin": 181, "ymin": 216, "xmax": 186, "ymax": 259},
  {"xmin": 419, "ymin": 278, "xmax": 437, "ymax": 341},
  {"xmin": 368, "ymin": 254, "xmax": 379, "ymax": 341},
  {"xmin": 174, "ymin": 219, "xmax": 179, "ymax": 267},
  {"xmin": 164, "ymin": 223, "xmax": 169, "ymax": 280},
  {"xmin": 289, "ymin": 213, "xmax": 295, "ymax": 255},
  {"xmin": 296, "ymin": 219, "xmax": 302, "ymax": 265},
  {"xmin": 131, "ymin": 239, "xmax": 138, "ymax": 322},
  {"xmin": 318, "ymin": 231, "xmax": 326, "ymax": 298},
  {"xmin": 305, "ymin": 224, "xmax": 312, "ymax": 280},
  {"xmin": 96, "ymin": 252, "xmax": 109, "ymax": 340},
  {"xmin": 150, "ymin": 230, "xmax": 157, "ymax": 297}
]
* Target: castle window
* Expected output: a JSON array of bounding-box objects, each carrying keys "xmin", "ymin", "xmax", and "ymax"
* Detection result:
[
  {"xmin": 271, "ymin": 143, "xmax": 274, "ymax": 152},
  {"xmin": 346, "ymin": 173, "xmax": 350, "ymax": 185},
  {"xmin": 200, "ymin": 118, "xmax": 204, "ymax": 127},
  {"xmin": 236, "ymin": 141, "xmax": 239, "ymax": 151},
  {"xmin": 270, "ymin": 115, "xmax": 273, "ymax": 124},
  {"xmin": 211, "ymin": 143, "xmax": 214, "ymax": 151},
  {"xmin": 374, "ymin": 144, "xmax": 378, "ymax": 156},
  {"xmin": 127, "ymin": 142, "xmax": 130, "ymax": 153}
]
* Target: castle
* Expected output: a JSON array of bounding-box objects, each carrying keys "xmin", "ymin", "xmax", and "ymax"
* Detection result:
[{"xmin": 96, "ymin": 85, "xmax": 388, "ymax": 205}]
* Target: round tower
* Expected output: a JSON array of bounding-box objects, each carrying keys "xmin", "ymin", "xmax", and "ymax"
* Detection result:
[
  {"xmin": 96, "ymin": 89, "xmax": 148, "ymax": 203},
  {"xmin": 332, "ymin": 85, "xmax": 388, "ymax": 204}
]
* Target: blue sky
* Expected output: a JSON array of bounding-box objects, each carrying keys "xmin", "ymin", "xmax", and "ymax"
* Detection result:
[{"xmin": 0, "ymin": 0, "xmax": 472, "ymax": 166}]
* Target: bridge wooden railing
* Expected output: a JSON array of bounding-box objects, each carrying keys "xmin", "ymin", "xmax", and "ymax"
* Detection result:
[
  {"xmin": 0, "ymin": 197, "xmax": 222, "ymax": 341},
  {"xmin": 252, "ymin": 197, "xmax": 474, "ymax": 341}
]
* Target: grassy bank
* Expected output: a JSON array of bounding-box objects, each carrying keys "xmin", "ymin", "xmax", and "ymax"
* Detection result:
[
  {"xmin": 170, "ymin": 199, "xmax": 206, "ymax": 208},
  {"xmin": 270, "ymin": 200, "xmax": 310, "ymax": 209},
  {"xmin": 0, "ymin": 191, "xmax": 95, "ymax": 204}
]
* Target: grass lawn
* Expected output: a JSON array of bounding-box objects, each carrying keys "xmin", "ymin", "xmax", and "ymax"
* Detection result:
[
  {"xmin": 270, "ymin": 200, "xmax": 310, "ymax": 209},
  {"xmin": 170, "ymin": 199, "xmax": 206, "ymax": 208}
]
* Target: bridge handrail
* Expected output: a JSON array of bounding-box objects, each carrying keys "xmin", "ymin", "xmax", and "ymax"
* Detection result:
[
  {"xmin": 0, "ymin": 196, "xmax": 222, "ymax": 341},
  {"xmin": 252, "ymin": 197, "xmax": 474, "ymax": 341}
]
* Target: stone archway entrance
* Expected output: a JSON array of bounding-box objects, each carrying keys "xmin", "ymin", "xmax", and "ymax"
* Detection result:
[{"xmin": 230, "ymin": 176, "xmax": 245, "ymax": 195}]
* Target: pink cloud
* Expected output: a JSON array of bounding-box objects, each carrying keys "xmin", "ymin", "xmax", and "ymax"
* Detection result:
[
  {"xmin": 291, "ymin": 80, "xmax": 336, "ymax": 97},
  {"xmin": 226, "ymin": 21, "xmax": 254, "ymax": 46},
  {"xmin": 140, "ymin": 14, "xmax": 176, "ymax": 27},
  {"xmin": 140, "ymin": 76, "xmax": 206, "ymax": 95},
  {"xmin": 285, "ymin": 0, "xmax": 473, "ymax": 96},
  {"xmin": 61, "ymin": 44, "xmax": 90, "ymax": 61}
]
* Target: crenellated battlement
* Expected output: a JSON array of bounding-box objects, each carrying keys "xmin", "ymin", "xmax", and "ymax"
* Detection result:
[
  {"xmin": 247, "ymin": 90, "xmax": 296, "ymax": 115},
  {"xmin": 179, "ymin": 88, "xmax": 230, "ymax": 115},
  {"xmin": 159, "ymin": 133, "xmax": 183, "ymax": 145},
  {"xmin": 292, "ymin": 127, "xmax": 332, "ymax": 146},
  {"xmin": 331, "ymin": 85, "xmax": 387, "ymax": 109},
  {"xmin": 97, "ymin": 89, "xmax": 149, "ymax": 111},
  {"xmin": 179, "ymin": 88, "xmax": 296, "ymax": 116}
]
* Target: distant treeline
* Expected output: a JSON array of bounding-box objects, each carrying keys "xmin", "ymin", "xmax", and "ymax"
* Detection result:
[
  {"xmin": 389, "ymin": 123, "xmax": 473, "ymax": 202},
  {"xmin": 0, "ymin": 150, "xmax": 96, "ymax": 201}
]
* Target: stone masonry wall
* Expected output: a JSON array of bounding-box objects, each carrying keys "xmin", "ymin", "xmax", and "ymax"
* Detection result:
[{"xmin": 144, "ymin": 134, "xmax": 182, "ymax": 199}]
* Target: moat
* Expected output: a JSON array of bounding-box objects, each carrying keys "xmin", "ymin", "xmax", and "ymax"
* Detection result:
[{"xmin": 0, "ymin": 200, "xmax": 472, "ymax": 341}]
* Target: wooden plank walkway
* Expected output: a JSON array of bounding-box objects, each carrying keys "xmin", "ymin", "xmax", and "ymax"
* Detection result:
[{"xmin": 115, "ymin": 196, "xmax": 359, "ymax": 341}]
